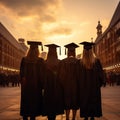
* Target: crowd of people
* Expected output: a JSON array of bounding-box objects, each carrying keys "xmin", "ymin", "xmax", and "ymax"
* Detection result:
[
  {"xmin": 19, "ymin": 40, "xmax": 105, "ymax": 120},
  {"xmin": 0, "ymin": 73, "xmax": 20, "ymax": 87},
  {"xmin": 105, "ymin": 71, "xmax": 120, "ymax": 86}
]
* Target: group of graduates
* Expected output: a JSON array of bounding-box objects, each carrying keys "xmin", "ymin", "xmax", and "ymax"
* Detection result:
[{"xmin": 20, "ymin": 41, "xmax": 104, "ymax": 120}]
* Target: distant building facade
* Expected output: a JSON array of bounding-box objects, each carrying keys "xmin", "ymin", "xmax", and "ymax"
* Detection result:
[
  {"xmin": 94, "ymin": 2, "xmax": 120, "ymax": 73},
  {"xmin": 0, "ymin": 22, "xmax": 28, "ymax": 74}
]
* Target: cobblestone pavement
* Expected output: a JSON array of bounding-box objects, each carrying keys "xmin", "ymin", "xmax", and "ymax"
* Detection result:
[{"xmin": 0, "ymin": 85, "xmax": 120, "ymax": 120}]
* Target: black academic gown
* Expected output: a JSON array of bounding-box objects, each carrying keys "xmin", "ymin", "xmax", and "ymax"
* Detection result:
[
  {"xmin": 78, "ymin": 59, "xmax": 104, "ymax": 118},
  {"xmin": 20, "ymin": 57, "xmax": 46, "ymax": 117},
  {"xmin": 58, "ymin": 57, "xmax": 79, "ymax": 110},
  {"xmin": 42, "ymin": 58, "xmax": 64, "ymax": 116}
]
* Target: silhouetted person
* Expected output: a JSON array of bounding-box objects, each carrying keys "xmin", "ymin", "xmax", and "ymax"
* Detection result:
[
  {"xmin": 58, "ymin": 42, "xmax": 79, "ymax": 120},
  {"xmin": 78, "ymin": 41, "xmax": 104, "ymax": 120},
  {"xmin": 42, "ymin": 44, "xmax": 64, "ymax": 120},
  {"xmin": 109, "ymin": 71, "xmax": 115, "ymax": 86},
  {"xmin": 20, "ymin": 41, "xmax": 45, "ymax": 120},
  {"xmin": 103, "ymin": 70, "xmax": 107, "ymax": 87}
]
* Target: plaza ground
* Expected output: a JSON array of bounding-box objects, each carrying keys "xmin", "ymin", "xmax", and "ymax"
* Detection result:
[{"xmin": 0, "ymin": 85, "xmax": 120, "ymax": 120}]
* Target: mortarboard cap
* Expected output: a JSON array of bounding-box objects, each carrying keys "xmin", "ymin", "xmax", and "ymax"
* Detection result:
[
  {"xmin": 64, "ymin": 42, "xmax": 79, "ymax": 55},
  {"xmin": 45, "ymin": 43, "xmax": 60, "ymax": 48},
  {"xmin": 27, "ymin": 41, "xmax": 43, "ymax": 51},
  {"xmin": 80, "ymin": 41, "xmax": 95, "ymax": 50},
  {"xmin": 45, "ymin": 43, "xmax": 61, "ymax": 55}
]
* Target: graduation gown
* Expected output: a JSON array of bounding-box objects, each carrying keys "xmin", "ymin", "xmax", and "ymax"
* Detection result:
[
  {"xmin": 42, "ymin": 59, "xmax": 64, "ymax": 116},
  {"xmin": 78, "ymin": 59, "xmax": 104, "ymax": 117},
  {"xmin": 58, "ymin": 57, "xmax": 79, "ymax": 110},
  {"xmin": 20, "ymin": 57, "xmax": 46, "ymax": 116}
]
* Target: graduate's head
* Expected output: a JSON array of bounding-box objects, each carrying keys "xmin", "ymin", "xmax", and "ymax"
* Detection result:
[
  {"xmin": 64, "ymin": 42, "xmax": 79, "ymax": 57},
  {"xmin": 80, "ymin": 41, "xmax": 96, "ymax": 69},
  {"xmin": 80, "ymin": 41, "xmax": 95, "ymax": 50},
  {"xmin": 27, "ymin": 41, "xmax": 43, "ymax": 58},
  {"xmin": 44, "ymin": 43, "xmax": 61, "ymax": 59}
]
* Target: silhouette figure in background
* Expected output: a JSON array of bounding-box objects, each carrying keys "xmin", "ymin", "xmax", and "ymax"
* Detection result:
[
  {"xmin": 42, "ymin": 44, "xmax": 64, "ymax": 120},
  {"xmin": 78, "ymin": 41, "xmax": 104, "ymax": 120},
  {"xmin": 58, "ymin": 43, "xmax": 79, "ymax": 120},
  {"xmin": 20, "ymin": 41, "xmax": 46, "ymax": 120}
]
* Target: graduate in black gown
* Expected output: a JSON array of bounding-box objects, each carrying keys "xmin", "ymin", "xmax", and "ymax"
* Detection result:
[
  {"xmin": 42, "ymin": 44, "xmax": 64, "ymax": 120},
  {"xmin": 78, "ymin": 41, "xmax": 104, "ymax": 120},
  {"xmin": 58, "ymin": 42, "xmax": 80, "ymax": 120},
  {"xmin": 20, "ymin": 41, "xmax": 46, "ymax": 120}
]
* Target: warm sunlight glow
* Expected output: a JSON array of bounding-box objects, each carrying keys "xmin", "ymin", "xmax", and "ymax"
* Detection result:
[{"xmin": 0, "ymin": 0, "xmax": 119, "ymax": 59}]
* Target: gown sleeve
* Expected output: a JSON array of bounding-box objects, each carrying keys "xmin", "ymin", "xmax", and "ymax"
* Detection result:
[{"xmin": 95, "ymin": 59, "xmax": 105, "ymax": 87}]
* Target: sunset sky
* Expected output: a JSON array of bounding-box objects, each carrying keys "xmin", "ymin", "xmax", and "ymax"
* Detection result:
[{"xmin": 0, "ymin": 0, "xmax": 119, "ymax": 59}]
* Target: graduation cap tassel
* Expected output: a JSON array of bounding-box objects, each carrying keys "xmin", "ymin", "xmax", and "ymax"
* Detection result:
[
  {"xmin": 59, "ymin": 47, "xmax": 61, "ymax": 55},
  {"xmin": 41, "ymin": 44, "xmax": 43, "ymax": 51},
  {"xmin": 65, "ymin": 48, "xmax": 66, "ymax": 55}
]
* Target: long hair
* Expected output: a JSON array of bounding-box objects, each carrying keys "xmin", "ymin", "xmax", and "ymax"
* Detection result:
[
  {"xmin": 26, "ymin": 47, "xmax": 40, "ymax": 60},
  {"xmin": 81, "ymin": 48, "xmax": 96, "ymax": 69},
  {"xmin": 46, "ymin": 48, "xmax": 58, "ymax": 68}
]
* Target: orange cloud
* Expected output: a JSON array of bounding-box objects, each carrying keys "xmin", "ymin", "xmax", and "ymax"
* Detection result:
[
  {"xmin": 0, "ymin": 0, "xmax": 62, "ymax": 41},
  {"xmin": 49, "ymin": 26, "xmax": 72, "ymax": 35},
  {"xmin": 0, "ymin": 0, "xmax": 60, "ymax": 16}
]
